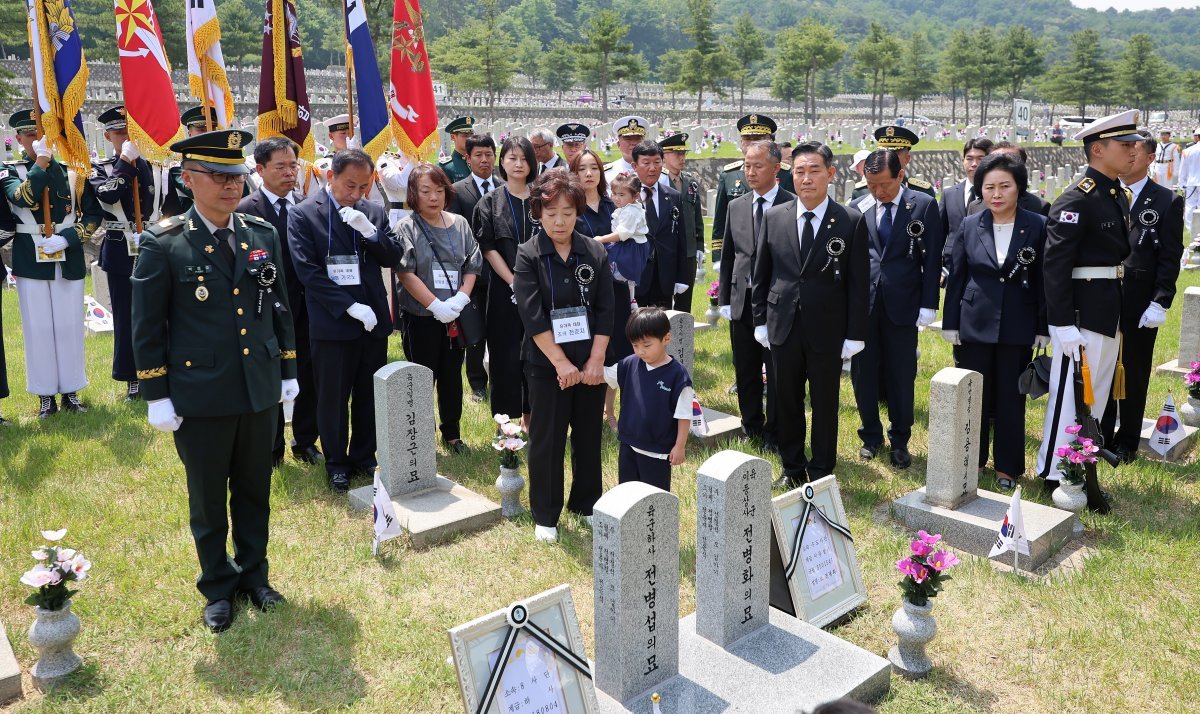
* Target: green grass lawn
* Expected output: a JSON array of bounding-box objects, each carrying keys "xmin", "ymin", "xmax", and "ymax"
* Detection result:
[{"xmin": 1, "ymin": 257, "xmax": 1198, "ymax": 712}]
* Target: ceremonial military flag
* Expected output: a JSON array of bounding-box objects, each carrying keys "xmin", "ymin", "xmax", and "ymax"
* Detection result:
[
  {"xmin": 342, "ymin": 0, "xmax": 390, "ymax": 161},
  {"xmin": 387, "ymin": 0, "xmax": 438, "ymax": 160},
  {"xmin": 113, "ymin": 0, "xmax": 183, "ymax": 162},
  {"xmin": 1149, "ymin": 394, "xmax": 1185, "ymax": 458},
  {"xmin": 185, "ymin": 0, "xmax": 235, "ymax": 129},
  {"xmin": 257, "ymin": 0, "xmax": 315, "ymax": 162},
  {"xmin": 26, "ymin": 0, "xmax": 90, "ymax": 178}
]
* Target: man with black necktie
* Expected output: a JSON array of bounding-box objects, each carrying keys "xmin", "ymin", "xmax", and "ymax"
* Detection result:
[
  {"xmin": 718, "ymin": 141, "xmax": 794, "ymax": 451},
  {"xmin": 851, "ymin": 150, "xmax": 942, "ymax": 469},
  {"xmin": 238, "ymin": 137, "xmax": 322, "ymax": 467},
  {"xmin": 752, "ymin": 142, "xmax": 869, "ymax": 486},
  {"xmin": 939, "ymin": 138, "xmax": 993, "ymax": 271},
  {"xmin": 632, "ymin": 141, "xmax": 687, "ymax": 309}
]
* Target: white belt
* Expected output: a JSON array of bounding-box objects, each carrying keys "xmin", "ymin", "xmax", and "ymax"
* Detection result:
[
  {"xmin": 1071, "ymin": 265, "xmax": 1123, "ymax": 280},
  {"xmin": 14, "ymin": 220, "xmax": 76, "ymax": 235},
  {"xmin": 101, "ymin": 220, "xmax": 137, "ymax": 232}
]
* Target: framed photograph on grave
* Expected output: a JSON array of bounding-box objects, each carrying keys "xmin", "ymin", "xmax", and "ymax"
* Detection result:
[
  {"xmin": 448, "ymin": 584, "xmax": 599, "ymax": 714},
  {"xmin": 770, "ymin": 475, "xmax": 866, "ymax": 628}
]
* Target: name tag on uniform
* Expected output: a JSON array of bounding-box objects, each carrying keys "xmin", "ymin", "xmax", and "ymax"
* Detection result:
[
  {"xmin": 433, "ymin": 269, "xmax": 459, "ymax": 291},
  {"xmin": 327, "ymin": 255, "xmax": 361, "ymax": 286},
  {"xmin": 551, "ymin": 306, "xmax": 590, "ymax": 344}
]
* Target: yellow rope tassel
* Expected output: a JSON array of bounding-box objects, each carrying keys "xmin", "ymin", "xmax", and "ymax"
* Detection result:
[
  {"xmin": 1113, "ymin": 334, "xmax": 1126, "ymax": 401},
  {"xmin": 1081, "ymin": 351, "xmax": 1095, "ymax": 407}
]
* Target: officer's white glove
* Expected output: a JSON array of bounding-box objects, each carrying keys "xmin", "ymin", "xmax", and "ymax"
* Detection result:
[
  {"xmin": 346, "ymin": 302, "xmax": 378, "ymax": 332},
  {"xmin": 120, "ymin": 140, "xmax": 140, "ymax": 163},
  {"xmin": 427, "ymin": 298, "xmax": 459, "ymax": 324},
  {"xmin": 940, "ymin": 329, "xmax": 961, "ymax": 345},
  {"xmin": 346, "ymin": 135, "xmax": 362, "ymax": 150},
  {"xmin": 916, "ymin": 307, "xmax": 937, "ymax": 327},
  {"xmin": 1138, "ymin": 301, "xmax": 1167, "ymax": 329},
  {"xmin": 338, "ymin": 206, "xmax": 378, "ymax": 239},
  {"xmin": 696, "ymin": 250, "xmax": 705, "ymax": 263},
  {"xmin": 1052, "ymin": 325, "xmax": 1087, "ymax": 360},
  {"xmin": 841, "ymin": 339, "xmax": 865, "ymax": 360},
  {"xmin": 753, "ymin": 325, "xmax": 770, "ymax": 349},
  {"xmin": 1033, "ymin": 334, "xmax": 1051, "ymax": 350},
  {"xmin": 281, "ymin": 378, "xmax": 300, "ymax": 404},
  {"xmin": 32, "ymin": 138, "xmax": 52, "ymax": 159},
  {"xmin": 40, "ymin": 235, "xmax": 68, "ymax": 254},
  {"xmin": 444, "ymin": 291, "xmax": 470, "ymax": 313},
  {"xmin": 673, "ymin": 282, "xmax": 689, "ymax": 295},
  {"xmin": 147, "ymin": 398, "xmax": 183, "ymax": 432},
  {"xmin": 719, "ymin": 305, "xmax": 731, "ymax": 321}
]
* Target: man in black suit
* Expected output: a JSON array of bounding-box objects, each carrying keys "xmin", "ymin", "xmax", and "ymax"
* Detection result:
[
  {"xmin": 753, "ymin": 142, "xmax": 869, "ymax": 486},
  {"xmin": 718, "ymin": 140, "xmax": 794, "ymax": 451},
  {"xmin": 851, "ymin": 150, "xmax": 943, "ymax": 468},
  {"xmin": 287, "ymin": 149, "xmax": 401, "ymax": 492},
  {"xmin": 632, "ymin": 140, "xmax": 686, "ymax": 309},
  {"xmin": 1101, "ymin": 132, "xmax": 1185, "ymax": 463},
  {"xmin": 238, "ymin": 137, "xmax": 322, "ymax": 468},
  {"xmin": 939, "ymin": 138, "xmax": 994, "ymax": 260},
  {"xmin": 448, "ymin": 134, "xmax": 498, "ymax": 400}
]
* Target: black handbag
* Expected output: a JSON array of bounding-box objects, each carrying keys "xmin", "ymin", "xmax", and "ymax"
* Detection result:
[
  {"xmin": 415, "ymin": 217, "xmax": 485, "ymax": 348},
  {"xmin": 1018, "ymin": 346, "xmax": 1052, "ymax": 399}
]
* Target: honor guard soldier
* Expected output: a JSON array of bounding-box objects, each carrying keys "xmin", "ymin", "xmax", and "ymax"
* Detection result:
[
  {"xmin": 438, "ymin": 116, "xmax": 475, "ymax": 183},
  {"xmin": 1035, "ymin": 110, "xmax": 1141, "ymax": 493},
  {"xmin": 376, "ymin": 151, "xmax": 414, "ymax": 230},
  {"xmin": 658, "ymin": 132, "xmax": 704, "ymax": 311},
  {"xmin": 89, "ymin": 106, "xmax": 156, "ymax": 401},
  {"xmin": 131, "ymin": 129, "xmax": 298, "ymax": 633},
  {"xmin": 871, "ymin": 124, "xmax": 935, "ymax": 198},
  {"xmin": 1153, "ymin": 129, "xmax": 1180, "ymax": 189},
  {"xmin": 1100, "ymin": 131, "xmax": 1185, "ymax": 463},
  {"xmin": 2, "ymin": 109, "xmax": 102, "ymax": 418},
  {"xmin": 604, "ymin": 115, "xmax": 647, "ymax": 184},
  {"xmin": 558, "ymin": 123, "xmax": 591, "ymax": 166},
  {"xmin": 0, "ymin": 179, "xmax": 13, "ymax": 424},
  {"xmin": 161, "ymin": 105, "xmax": 220, "ymax": 218},
  {"xmin": 710, "ymin": 114, "xmax": 795, "ymax": 262},
  {"xmin": 1178, "ymin": 127, "xmax": 1200, "ymax": 233},
  {"xmin": 849, "ymin": 149, "xmax": 872, "ymax": 202}
]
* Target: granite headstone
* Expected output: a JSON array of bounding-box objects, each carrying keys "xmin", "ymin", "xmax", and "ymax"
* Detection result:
[
  {"xmin": 924, "ymin": 367, "xmax": 982, "ymax": 510},
  {"xmin": 375, "ymin": 361, "xmax": 437, "ymax": 496}
]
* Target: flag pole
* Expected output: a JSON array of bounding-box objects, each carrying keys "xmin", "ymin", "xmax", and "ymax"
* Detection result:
[
  {"xmin": 28, "ymin": 48, "xmax": 52, "ymax": 237},
  {"xmin": 342, "ymin": 0, "xmax": 354, "ymax": 140}
]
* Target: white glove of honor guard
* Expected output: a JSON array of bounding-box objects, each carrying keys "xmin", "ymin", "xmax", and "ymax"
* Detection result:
[
  {"xmin": 753, "ymin": 325, "xmax": 770, "ymax": 349},
  {"xmin": 1138, "ymin": 301, "xmax": 1167, "ymax": 329},
  {"xmin": 1052, "ymin": 325, "xmax": 1087, "ymax": 360},
  {"xmin": 147, "ymin": 398, "xmax": 183, "ymax": 432},
  {"xmin": 940, "ymin": 329, "xmax": 961, "ymax": 345},
  {"xmin": 427, "ymin": 298, "xmax": 459, "ymax": 324},
  {"xmin": 718, "ymin": 305, "xmax": 731, "ymax": 321},
  {"xmin": 40, "ymin": 235, "xmax": 68, "ymax": 254},
  {"xmin": 346, "ymin": 302, "xmax": 378, "ymax": 332},
  {"xmin": 281, "ymin": 379, "xmax": 300, "ymax": 404},
  {"xmin": 444, "ymin": 292, "xmax": 470, "ymax": 313},
  {"xmin": 841, "ymin": 340, "xmax": 865, "ymax": 360},
  {"xmin": 120, "ymin": 140, "xmax": 140, "ymax": 162},
  {"xmin": 673, "ymin": 282, "xmax": 689, "ymax": 295},
  {"xmin": 916, "ymin": 307, "xmax": 936, "ymax": 327},
  {"xmin": 32, "ymin": 138, "xmax": 52, "ymax": 159},
  {"xmin": 338, "ymin": 206, "xmax": 377, "ymax": 239}
]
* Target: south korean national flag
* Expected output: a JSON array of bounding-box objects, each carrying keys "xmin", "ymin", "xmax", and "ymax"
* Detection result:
[
  {"xmin": 1150, "ymin": 394, "xmax": 1185, "ymax": 458},
  {"xmin": 690, "ymin": 397, "xmax": 709, "ymax": 437},
  {"xmin": 372, "ymin": 470, "xmax": 403, "ymax": 555}
]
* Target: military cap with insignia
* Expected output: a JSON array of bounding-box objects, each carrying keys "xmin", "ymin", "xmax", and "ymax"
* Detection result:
[
  {"xmin": 1072, "ymin": 109, "xmax": 1141, "ymax": 143},
  {"xmin": 613, "ymin": 115, "xmax": 648, "ymax": 138},
  {"xmin": 736, "ymin": 114, "xmax": 777, "ymax": 137},
  {"xmin": 180, "ymin": 105, "xmax": 219, "ymax": 130},
  {"xmin": 557, "ymin": 123, "xmax": 590, "ymax": 144},
  {"xmin": 8, "ymin": 109, "xmax": 36, "ymax": 132},
  {"xmin": 170, "ymin": 129, "xmax": 253, "ymax": 174},
  {"xmin": 444, "ymin": 116, "xmax": 475, "ymax": 134},
  {"xmin": 874, "ymin": 124, "xmax": 920, "ymax": 150},
  {"xmin": 323, "ymin": 114, "xmax": 352, "ymax": 132},
  {"xmin": 97, "ymin": 106, "xmax": 127, "ymax": 131},
  {"xmin": 658, "ymin": 132, "xmax": 689, "ymax": 152}
]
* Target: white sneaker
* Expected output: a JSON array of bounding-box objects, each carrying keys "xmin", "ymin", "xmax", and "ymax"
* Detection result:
[
  {"xmin": 584, "ymin": 516, "xmax": 594, "ymax": 528},
  {"xmin": 534, "ymin": 525, "xmax": 558, "ymax": 542}
]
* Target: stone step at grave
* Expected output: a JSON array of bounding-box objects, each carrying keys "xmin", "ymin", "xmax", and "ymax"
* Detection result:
[{"xmin": 0, "ymin": 620, "xmax": 21, "ymax": 705}]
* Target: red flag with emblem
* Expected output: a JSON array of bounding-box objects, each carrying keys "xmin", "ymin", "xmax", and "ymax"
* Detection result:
[
  {"xmin": 388, "ymin": 0, "xmax": 438, "ymax": 160},
  {"xmin": 113, "ymin": 0, "xmax": 183, "ymax": 163}
]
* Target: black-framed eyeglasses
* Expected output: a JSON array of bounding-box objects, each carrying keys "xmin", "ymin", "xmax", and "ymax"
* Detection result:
[{"xmin": 186, "ymin": 168, "xmax": 247, "ymax": 186}]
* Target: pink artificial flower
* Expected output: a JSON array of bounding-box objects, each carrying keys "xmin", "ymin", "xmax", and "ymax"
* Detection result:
[
  {"xmin": 1188, "ymin": 360, "xmax": 1200, "ymax": 370},
  {"xmin": 917, "ymin": 530, "xmax": 942, "ymax": 545},
  {"xmin": 31, "ymin": 549, "xmax": 49, "ymax": 561},
  {"xmin": 1079, "ymin": 437, "xmax": 1094, "ymax": 448},
  {"xmin": 927, "ymin": 550, "xmax": 961, "ymax": 571},
  {"xmin": 1068, "ymin": 451, "xmax": 1086, "ymax": 464},
  {"xmin": 40, "ymin": 529, "xmax": 67, "ymax": 542},
  {"xmin": 55, "ymin": 548, "xmax": 76, "ymax": 563},
  {"xmin": 20, "ymin": 568, "xmax": 56, "ymax": 588},
  {"xmin": 1065, "ymin": 424, "xmax": 1083, "ymax": 435},
  {"xmin": 491, "ymin": 441, "xmax": 505, "ymax": 451},
  {"xmin": 503, "ymin": 438, "xmax": 526, "ymax": 451},
  {"xmin": 911, "ymin": 564, "xmax": 929, "ymax": 584},
  {"xmin": 910, "ymin": 540, "xmax": 934, "ymax": 557},
  {"xmin": 1084, "ymin": 444, "xmax": 1100, "ymax": 454},
  {"xmin": 1186, "ymin": 373, "xmax": 1200, "ymax": 384},
  {"xmin": 493, "ymin": 414, "xmax": 511, "ymax": 425},
  {"xmin": 896, "ymin": 557, "xmax": 921, "ymax": 577},
  {"xmin": 1054, "ymin": 446, "xmax": 1071, "ymax": 458},
  {"xmin": 69, "ymin": 556, "xmax": 91, "ymax": 580},
  {"xmin": 501, "ymin": 422, "xmax": 522, "ymax": 437}
]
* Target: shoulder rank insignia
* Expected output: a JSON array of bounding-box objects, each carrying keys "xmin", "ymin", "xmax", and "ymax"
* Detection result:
[
  {"xmin": 153, "ymin": 215, "xmax": 186, "ymax": 232},
  {"xmin": 908, "ymin": 177, "xmax": 932, "ymax": 189},
  {"xmin": 855, "ymin": 178, "xmax": 867, "ymax": 188},
  {"xmin": 438, "ymin": 156, "xmax": 452, "ymax": 165},
  {"xmin": 240, "ymin": 213, "xmax": 271, "ymax": 228},
  {"xmin": 603, "ymin": 161, "xmax": 616, "ymax": 170},
  {"xmin": 1078, "ymin": 177, "xmax": 1096, "ymax": 193},
  {"xmin": 723, "ymin": 160, "xmax": 745, "ymax": 172}
]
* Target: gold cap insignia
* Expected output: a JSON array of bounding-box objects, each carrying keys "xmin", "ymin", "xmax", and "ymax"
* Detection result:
[
  {"xmin": 886, "ymin": 127, "xmax": 895, "ymax": 137},
  {"xmin": 228, "ymin": 132, "xmax": 242, "ymax": 149},
  {"xmin": 750, "ymin": 115, "xmax": 757, "ymax": 124}
]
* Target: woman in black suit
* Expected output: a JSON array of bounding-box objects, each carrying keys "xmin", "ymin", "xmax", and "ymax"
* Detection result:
[
  {"xmin": 514, "ymin": 169, "xmax": 614, "ymax": 543},
  {"xmin": 942, "ymin": 153, "xmax": 1049, "ymax": 491},
  {"xmin": 475, "ymin": 136, "xmax": 539, "ymax": 423}
]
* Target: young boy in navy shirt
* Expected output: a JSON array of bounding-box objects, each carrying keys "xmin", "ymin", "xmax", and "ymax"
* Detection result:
[{"xmin": 604, "ymin": 307, "xmax": 694, "ymax": 491}]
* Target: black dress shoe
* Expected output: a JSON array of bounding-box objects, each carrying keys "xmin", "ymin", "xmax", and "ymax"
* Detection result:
[
  {"xmin": 292, "ymin": 445, "xmax": 324, "ymax": 464},
  {"xmin": 1112, "ymin": 446, "xmax": 1135, "ymax": 465},
  {"xmin": 859, "ymin": 443, "xmax": 881, "ymax": 460},
  {"xmin": 470, "ymin": 388, "xmax": 487, "ymax": 402},
  {"xmin": 0, "ymin": 414, "xmax": 9, "ymax": 427},
  {"xmin": 760, "ymin": 439, "xmax": 780, "ymax": 455},
  {"xmin": 444, "ymin": 438, "xmax": 469, "ymax": 455},
  {"xmin": 37, "ymin": 395, "xmax": 58, "ymax": 419},
  {"xmin": 239, "ymin": 584, "xmax": 286, "ymax": 611},
  {"xmin": 890, "ymin": 446, "xmax": 913, "ymax": 469},
  {"xmin": 329, "ymin": 472, "xmax": 350, "ymax": 492},
  {"xmin": 125, "ymin": 380, "xmax": 140, "ymax": 402},
  {"xmin": 772, "ymin": 471, "xmax": 806, "ymax": 490},
  {"xmin": 61, "ymin": 393, "xmax": 87, "ymax": 413},
  {"xmin": 203, "ymin": 599, "xmax": 234, "ymax": 633}
]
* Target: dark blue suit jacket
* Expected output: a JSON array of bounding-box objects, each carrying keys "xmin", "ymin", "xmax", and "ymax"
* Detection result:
[
  {"xmin": 636, "ymin": 182, "xmax": 687, "ymax": 298},
  {"xmin": 862, "ymin": 186, "xmax": 942, "ymax": 326},
  {"xmin": 286, "ymin": 189, "xmax": 401, "ymax": 341},
  {"xmin": 942, "ymin": 208, "xmax": 1048, "ymax": 346}
]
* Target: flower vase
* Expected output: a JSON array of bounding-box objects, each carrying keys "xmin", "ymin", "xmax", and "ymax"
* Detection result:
[
  {"xmin": 888, "ymin": 598, "xmax": 936, "ymax": 679},
  {"xmin": 1052, "ymin": 479, "xmax": 1088, "ymax": 513},
  {"xmin": 495, "ymin": 466, "xmax": 526, "ymax": 518},
  {"xmin": 705, "ymin": 298, "xmax": 720, "ymax": 325},
  {"xmin": 1179, "ymin": 397, "xmax": 1200, "ymax": 428},
  {"xmin": 28, "ymin": 600, "xmax": 82, "ymax": 689}
]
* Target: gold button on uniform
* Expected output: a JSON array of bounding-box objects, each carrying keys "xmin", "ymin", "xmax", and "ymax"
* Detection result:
[
  {"xmin": 233, "ymin": 288, "xmax": 239, "ymax": 295},
  {"xmin": 237, "ymin": 308, "xmax": 244, "ymax": 315},
  {"xmin": 240, "ymin": 328, "xmax": 247, "ymax": 335},
  {"xmin": 197, "ymin": 275, "xmax": 204, "ymax": 282},
  {"xmin": 185, "ymin": 360, "xmax": 192, "ymax": 367},
  {"xmin": 243, "ymin": 348, "xmax": 250, "ymax": 356}
]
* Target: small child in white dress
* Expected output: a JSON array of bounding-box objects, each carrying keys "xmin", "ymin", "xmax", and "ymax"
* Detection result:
[{"xmin": 595, "ymin": 173, "xmax": 652, "ymax": 304}]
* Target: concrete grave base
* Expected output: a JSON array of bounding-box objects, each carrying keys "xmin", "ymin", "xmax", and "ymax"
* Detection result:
[
  {"xmin": 0, "ymin": 620, "xmax": 22, "ymax": 705},
  {"xmin": 349, "ymin": 475, "xmax": 500, "ymax": 549},
  {"xmin": 694, "ymin": 408, "xmax": 742, "ymax": 445},
  {"xmin": 1155, "ymin": 359, "xmax": 1193, "ymax": 377},
  {"xmin": 1138, "ymin": 417, "xmax": 1199, "ymax": 462},
  {"xmin": 891, "ymin": 487, "xmax": 1078, "ymax": 572},
  {"xmin": 693, "ymin": 319, "xmax": 713, "ymax": 334},
  {"xmin": 597, "ymin": 608, "xmax": 891, "ymax": 713}
]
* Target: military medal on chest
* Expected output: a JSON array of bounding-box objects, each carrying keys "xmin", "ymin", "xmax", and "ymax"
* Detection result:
[{"xmin": 195, "ymin": 285, "xmax": 209, "ymax": 302}]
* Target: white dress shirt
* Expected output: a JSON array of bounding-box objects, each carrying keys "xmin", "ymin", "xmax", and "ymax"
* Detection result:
[
  {"xmin": 1122, "ymin": 175, "xmax": 1149, "ymax": 206},
  {"xmin": 992, "ymin": 221, "xmax": 1014, "ymax": 265}
]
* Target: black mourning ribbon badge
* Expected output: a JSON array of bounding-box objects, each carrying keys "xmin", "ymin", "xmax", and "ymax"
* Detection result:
[
  {"xmin": 1007, "ymin": 246, "xmax": 1037, "ymax": 289},
  {"xmin": 255, "ymin": 261, "xmax": 283, "ymax": 320},
  {"xmin": 475, "ymin": 602, "xmax": 592, "ymax": 714},
  {"xmin": 906, "ymin": 219, "xmax": 925, "ymax": 259},
  {"xmin": 1138, "ymin": 208, "xmax": 1160, "ymax": 247},
  {"xmin": 784, "ymin": 484, "xmax": 854, "ymax": 582},
  {"xmin": 822, "ymin": 235, "xmax": 847, "ymax": 282}
]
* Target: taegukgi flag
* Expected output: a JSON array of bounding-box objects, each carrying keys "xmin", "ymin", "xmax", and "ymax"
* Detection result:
[
  {"xmin": 1149, "ymin": 394, "xmax": 1185, "ymax": 457},
  {"xmin": 372, "ymin": 470, "xmax": 402, "ymax": 555},
  {"xmin": 989, "ymin": 486, "xmax": 1030, "ymax": 557}
]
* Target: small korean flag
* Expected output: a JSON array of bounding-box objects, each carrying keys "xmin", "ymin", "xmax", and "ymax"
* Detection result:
[
  {"xmin": 372, "ymin": 469, "xmax": 403, "ymax": 555},
  {"xmin": 1150, "ymin": 394, "xmax": 1184, "ymax": 458},
  {"xmin": 690, "ymin": 397, "xmax": 709, "ymax": 437},
  {"xmin": 989, "ymin": 486, "xmax": 1029, "ymax": 557}
]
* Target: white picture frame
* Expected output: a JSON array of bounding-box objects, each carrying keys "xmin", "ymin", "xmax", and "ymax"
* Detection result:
[
  {"xmin": 448, "ymin": 584, "xmax": 599, "ymax": 714},
  {"xmin": 770, "ymin": 475, "xmax": 867, "ymax": 628}
]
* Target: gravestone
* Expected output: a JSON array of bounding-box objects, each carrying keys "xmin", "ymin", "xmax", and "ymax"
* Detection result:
[
  {"xmin": 348, "ymin": 362, "xmax": 500, "ymax": 548},
  {"xmin": 90, "ymin": 261, "xmax": 110, "ymax": 310},
  {"xmin": 663, "ymin": 310, "xmax": 742, "ymax": 443},
  {"xmin": 892, "ymin": 368, "xmax": 1078, "ymax": 571},
  {"xmin": 1156, "ymin": 287, "xmax": 1200, "ymax": 375},
  {"xmin": 0, "ymin": 620, "xmax": 21, "ymax": 704},
  {"xmin": 695, "ymin": 451, "xmax": 770, "ymax": 648},
  {"xmin": 593, "ymin": 482, "xmax": 681, "ymax": 704}
]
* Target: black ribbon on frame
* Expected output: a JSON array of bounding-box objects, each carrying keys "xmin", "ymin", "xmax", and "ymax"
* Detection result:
[
  {"xmin": 475, "ymin": 603, "xmax": 593, "ymax": 714},
  {"xmin": 783, "ymin": 484, "xmax": 854, "ymax": 582}
]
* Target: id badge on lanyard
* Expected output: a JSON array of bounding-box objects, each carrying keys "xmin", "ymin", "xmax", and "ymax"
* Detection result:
[
  {"xmin": 327, "ymin": 255, "xmax": 361, "ymax": 285},
  {"xmin": 433, "ymin": 269, "xmax": 459, "ymax": 291},
  {"xmin": 551, "ymin": 306, "xmax": 590, "ymax": 343}
]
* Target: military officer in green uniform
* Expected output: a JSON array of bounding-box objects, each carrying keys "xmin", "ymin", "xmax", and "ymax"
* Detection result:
[
  {"xmin": 131, "ymin": 129, "xmax": 298, "ymax": 633},
  {"xmin": 872, "ymin": 124, "xmax": 935, "ymax": 198},
  {"xmin": 438, "ymin": 116, "xmax": 475, "ymax": 183},
  {"xmin": 658, "ymin": 132, "xmax": 705, "ymax": 311},
  {"xmin": 2, "ymin": 109, "xmax": 102, "ymax": 418},
  {"xmin": 711, "ymin": 114, "xmax": 794, "ymax": 263}
]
